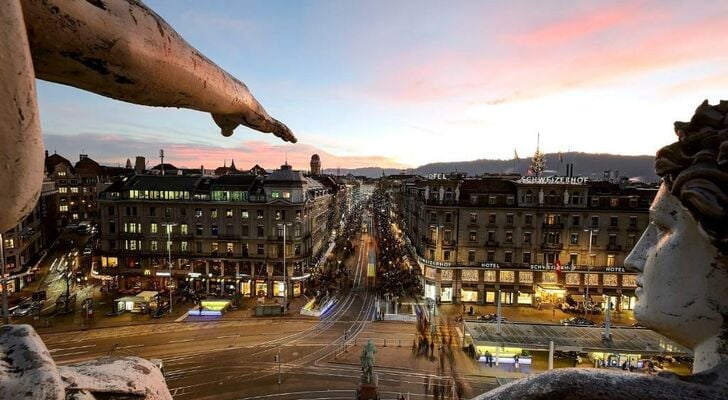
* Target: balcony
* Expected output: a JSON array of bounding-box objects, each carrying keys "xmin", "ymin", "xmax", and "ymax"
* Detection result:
[
  {"xmin": 217, "ymin": 233, "xmax": 239, "ymax": 240},
  {"xmin": 120, "ymin": 232, "xmax": 144, "ymax": 238},
  {"xmin": 442, "ymin": 240, "xmax": 457, "ymax": 247},
  {"xmin": 422, "ymin": 237, "xmax": 435, "ymax": 246},
  {"xmin": 542, "ymin": 222, "xmax": 564, "ymax": 230},
  {"xmin": 541, "ymin": 242, "xmax": 564, "ymax": 250},
  {"xmin": 484, "ymin": 240, "xmax": 499, "ymax": 248},
  {"xmin": 607, "ymin": 243, "xmax": 623, "ymax": 251}
]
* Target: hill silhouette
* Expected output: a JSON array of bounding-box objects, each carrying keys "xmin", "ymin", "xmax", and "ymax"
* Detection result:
[{"xmin": 323, "ymin": 152, "xmax": 657, "ymax": 182}]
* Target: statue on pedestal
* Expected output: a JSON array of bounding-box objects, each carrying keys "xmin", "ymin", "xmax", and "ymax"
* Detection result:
[
  {"xmin": 360, "ymin": 339, "xmax": 377, "ymax": 384},
  {"xmin": 357, "ymin": 340, "xmax": 379, "ymax": 400},
  {"xmin": 475, "ymin": 100, "xmax": 728, "ymax": 399}
]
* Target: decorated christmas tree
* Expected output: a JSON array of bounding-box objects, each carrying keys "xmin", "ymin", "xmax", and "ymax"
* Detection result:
[{"xmin": 529, "ymin": 133, "xmax": 546, "ymax": 177}]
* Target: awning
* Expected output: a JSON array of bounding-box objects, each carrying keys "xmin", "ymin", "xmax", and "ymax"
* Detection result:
[
  {"xmin": 571, "ymin": 295, "xmax": 586, "ymax": 302},
  {"xmin": 537, "ymin": 284, "xmax": 565, "ymax": 291},
  {"xmin": 518, "ymin": 287, "xmax": 536, "ymax": 294}
]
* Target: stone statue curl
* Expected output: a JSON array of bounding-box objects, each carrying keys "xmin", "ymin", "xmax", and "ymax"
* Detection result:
[
  {"xmin": 475, "ymin": 100, "xmax": 728, "ymax": 399},
  {"xmin": 1, "ymin": 0, "xmax": 295, "ymax": 233}
]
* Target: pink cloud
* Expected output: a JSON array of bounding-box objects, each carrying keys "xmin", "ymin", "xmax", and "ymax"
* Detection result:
[
  {"xmin": 366, "ymin": 4, "xmax": 728, "ymax": 105},
  {"xmin": 44, "ymin": 133, "xmax": 406, "ymax": 171},
  {"xmin": 511, "ymin": 3, "xmax": 645, "ymax": 47}
]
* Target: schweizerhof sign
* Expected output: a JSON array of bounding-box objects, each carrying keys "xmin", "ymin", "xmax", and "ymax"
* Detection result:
[{"xmin": 518, "ymin": 176, "xmax": 588, "ymax": 185}]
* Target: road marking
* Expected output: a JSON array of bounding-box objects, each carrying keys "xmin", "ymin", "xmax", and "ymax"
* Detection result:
[
  {"xmin": 215, "ymin": 334, "xmax": 238, "ymax": 339},
  {"xmin": 169, "ymin": 338, "xmax": 194, "ymax": 344},
  {"xmin": 54, "ymin": 350, "xmax": 90, "ymax": 357},
  {"xmin": 117, "ymin": 344, "xmax": 145, "ymax": 349},
  {"xmin": 175, "ymin": 312, "xmax": 188, "ymax": 322},
  {"xmin": 49, "ymin": 344, "xmax": 96, "ymax": 353}
]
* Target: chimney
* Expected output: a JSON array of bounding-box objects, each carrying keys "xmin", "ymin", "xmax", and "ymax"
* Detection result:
[
  {"xmin": 135, "ymin": 156, "xmax": 145, "ymax": 174},
  {"xmin": 79, "ymin": 154, "xmax": 88, "ymax": 161},
  {"xmin": 45, "ymin": 150, "xmax": 49, "ymax": 159}
]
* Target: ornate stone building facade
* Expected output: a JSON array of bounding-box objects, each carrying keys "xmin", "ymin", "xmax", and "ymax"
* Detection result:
[
  {"xmin": 97, "ymin": 163, "xmax": 340, "ymax": 298},
  {"xmin": 396, "ymin": 175, "xmax": 657, "ymax": 310}
]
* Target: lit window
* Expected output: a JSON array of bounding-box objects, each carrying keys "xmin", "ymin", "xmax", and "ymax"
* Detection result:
[{"xmin": 150, "ymin": 223, "xmax": 158, "ymax": 233}]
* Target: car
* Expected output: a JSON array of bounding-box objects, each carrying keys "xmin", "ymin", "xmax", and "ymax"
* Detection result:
[
  {"xmin": 82, "ymin": 247, "xmax": 93, "ymax": 256},
  {"xmin": 105, "ymin": 310, "xmax": 124, "ymax": 317},
  {"xmin": 560, "ymin": 316, "xmax": 596, "ymax": 326},
  {"xmin": 12, "ymin": 301, "xmax": 40, "ymax": 317}
]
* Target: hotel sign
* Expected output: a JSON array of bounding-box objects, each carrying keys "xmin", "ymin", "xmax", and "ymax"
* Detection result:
[
  {"xmin": 419, "ymin": 256, "xmax": 451, "ymax": 268},
  {"xmin": 606, "ymin": 267, "xmax": 626, "ymax": 273},
  {"xmin": 518, "ymin": 176, "xmax": 588, "ymax": 185},
  {"xmin": 530, "ymin": 264, "xmax": 556, "ymax": 271},
  {"xmin": 481, "ymin": 262, "xmax": 499, "ymax": 269}
]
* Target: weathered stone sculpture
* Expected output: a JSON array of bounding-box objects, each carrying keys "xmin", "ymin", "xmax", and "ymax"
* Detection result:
[
  {"xmin": 475, "ymin": 100, "xmax": 728, "ymax": 399},
  {"xmin": 0, "ymin": 325, "xmax": 172, "ymax": 399},
  {"xmin": 1, "ymin": 0, "xmax": 295, "ymax": 233}
]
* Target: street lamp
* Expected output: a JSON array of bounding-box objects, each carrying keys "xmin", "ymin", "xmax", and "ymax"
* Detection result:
[
  {"xmin": 583, "ymin": 228, "xmax": 599, "ymax": 318},
  {"xmin": 0, "ymin": 233, "xmax": 9, "ymax": 324},
  {"xmin": 162, "ymin": 222, "xmax": 178, "ymax": 315},
  {"xmin": 278, "ymin": 222, "xmax": 293, "ymax": 311}
]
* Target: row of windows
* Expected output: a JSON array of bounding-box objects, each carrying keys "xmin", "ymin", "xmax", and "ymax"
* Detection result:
[
  {"xmin": 113, "ymin": 206, "xmax": 303, "ymax": 221},
  {"xmin": 438, "ymin": 212, "xmax": 640, "ymax": 228},
  {"xmin": 128, "ymin": 190, "xmax": 191, "ymax": 200},
  {"xmin": 428, "ymin": 269, "xmax": 637, "ymax": 287},
  {"xmin": 117, "ymin": 240, "xmax": 302, "ymax": 256},
  {"xmin": 119, "ymin": 222, "xmax": 303, "ymax": 238},
  {"xmin": 434, "ymin": 229, "xmax": 636, "ymax": 247},
  {"xmin": 440, "ymin": 248, "xmax": 619, "ymax": 267}
]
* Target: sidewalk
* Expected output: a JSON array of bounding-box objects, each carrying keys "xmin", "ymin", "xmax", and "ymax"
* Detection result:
[
  {"xmin": 22, "ymin": 291, "xmax": 313, "ymax": 334},
  {"xmin": 437, "ymin": 302, "xmax": 636, "ymax": 326},
  {"xmin": 326, "ymin": 340, "xmax": 527, "ymax": 380}
]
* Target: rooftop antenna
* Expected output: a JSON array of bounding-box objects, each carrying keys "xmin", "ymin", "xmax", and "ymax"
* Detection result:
[
  {"xmin": 285, "ymin": 152, "xmax": 288, "ymax": 166},
  {"xmin": 160, "ymin": 149, "xmax": 165, "ymax": 176}
]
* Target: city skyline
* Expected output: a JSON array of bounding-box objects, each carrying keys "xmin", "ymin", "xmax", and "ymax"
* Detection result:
[{"xmin": 39, "ymin": 0, "xmax": 728, "ymax": 169}]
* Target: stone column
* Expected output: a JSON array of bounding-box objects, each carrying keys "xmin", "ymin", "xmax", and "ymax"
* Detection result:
[
  {"xmin": 478, "ymin": 270, "xmax": 485, "ymax": 305},
  {"xmin": 453, "ymin": 269, "xmax": 462, "ymax": 305}
]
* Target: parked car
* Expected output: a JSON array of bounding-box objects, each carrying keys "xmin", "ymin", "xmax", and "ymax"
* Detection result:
[
  {"xmin": 152, "ymin": 305, "xmax": 170, "ymax": 318},
  {"xmin": 561, "ymin": 316, "xmax": 596, "ymax": 326},
  {"xmin": 12, "ymin": 301, "xmax": 40, "ymax": 317}
]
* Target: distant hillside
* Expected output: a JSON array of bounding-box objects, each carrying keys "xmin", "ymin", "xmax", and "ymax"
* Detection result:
[{"xmin": 324, "ymin": 152, "xmax": 658, "ymax": 182}]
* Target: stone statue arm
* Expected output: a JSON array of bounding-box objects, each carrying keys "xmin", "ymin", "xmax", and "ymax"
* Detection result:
[{"xmin": 20, "ymin": 0, "xmax": 296, "ymax": 143}]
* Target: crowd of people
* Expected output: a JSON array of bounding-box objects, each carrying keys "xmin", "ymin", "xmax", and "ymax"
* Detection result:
[{"xmin": 371, "ymin": 190, "xmax": 422, "ymax": 299}]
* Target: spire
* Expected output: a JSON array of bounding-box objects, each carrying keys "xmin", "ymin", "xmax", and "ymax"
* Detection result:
[{"xmin": 230, "ymin": 159, "xmax": 236, "ymax": 170}]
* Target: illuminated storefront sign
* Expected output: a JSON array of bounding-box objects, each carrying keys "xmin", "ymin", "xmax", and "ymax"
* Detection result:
[
  {"xmin": 419, "ymin": 256, "xmax": 451, "ymax": 268},
  {"xmin": 481, "ymin": 262, "xmax": 499, "ymax": 269},
  {"xmin": 606, "ymin": 267, "xmax": 626, "ymax": 273},
  {"xmin": 518, "ymin": 176, "xmax": 588, "ymax": 185}
]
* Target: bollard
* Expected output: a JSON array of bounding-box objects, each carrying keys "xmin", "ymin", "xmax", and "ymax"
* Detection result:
[
  {"xmin": 384, "ymin": 339, "xmax": 387, "ymax": 347},
  {"xmin": 398, "ymin": 339, "xmax": 401, "ymax": 347}
]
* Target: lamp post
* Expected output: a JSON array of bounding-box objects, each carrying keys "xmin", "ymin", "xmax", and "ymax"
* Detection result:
[
  {"xmin": 0, "ymin": 233, "xmax": 9, "ymax": 324},
  {"xmin": 278, "ymin": 222, "xmax": 292, "ymax": 311},
  {"xmin": 162, "ymin": 222, "xmax": 178, "ymax": 315},
  {"xmin": 583, "ymin": 228, "xmax": 599, "ymax": 319}
]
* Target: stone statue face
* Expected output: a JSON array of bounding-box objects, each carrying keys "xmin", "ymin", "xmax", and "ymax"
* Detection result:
[{"xmin": 625, "ymin": 183, "xmax": 725, "ymax": 349}]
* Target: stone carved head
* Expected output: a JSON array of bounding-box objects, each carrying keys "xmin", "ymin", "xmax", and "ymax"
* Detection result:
[{"xmin": 625, "ymin": 100, "xmax": 728, "ymax": 373}]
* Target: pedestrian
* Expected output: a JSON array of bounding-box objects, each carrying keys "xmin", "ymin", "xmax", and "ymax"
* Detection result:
[
  {"xmin": 469, "ymin": 305, "xmax": 474, "ymax": 316},
  {"xmin": 552, "ymin": 307, "xmax": 556, "ymax": 320},
  {"xmin": 430, "ymin": 341, "xmax": 434, "ymax": 355}
]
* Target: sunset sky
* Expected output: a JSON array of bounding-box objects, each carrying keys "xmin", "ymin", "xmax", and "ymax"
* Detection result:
[{"xmin": 39, "ymin": 0, "xmax": 728, "ymax": 170}]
